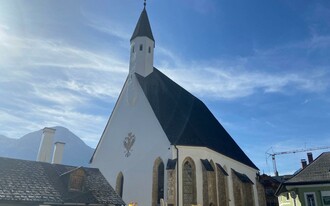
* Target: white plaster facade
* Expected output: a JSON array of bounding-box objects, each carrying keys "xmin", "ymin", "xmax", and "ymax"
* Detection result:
[
  {"xmin": 91, "ymin": 74, "xmax": 173, "ymax": 205},
  {"xmin": 129, "ymin": 36, "xmax": 154, "ymax": 77},
  {"xmin": 91, "ymin": 7, "xmax": 261, "ymax": 206},
  {"xmin": 91, "ymin": 74, "xmax": 260, "ymax": 205}
]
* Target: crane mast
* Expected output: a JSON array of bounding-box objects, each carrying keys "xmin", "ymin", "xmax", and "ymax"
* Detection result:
[{"xmin": 267, "ymin": 145, "xmax": 330, "ymax": 176}]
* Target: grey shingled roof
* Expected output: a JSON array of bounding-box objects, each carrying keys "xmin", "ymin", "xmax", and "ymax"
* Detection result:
[
  {"xmin": 285, "ymin": 152, "xmax": 330, "ymax": 185},
  {"xmin": 130, "ymin": 8, "xmax": 154, "ymax": 42},
  {"xmin": 136, "ymin": 68, "xmax": 258, "ymax": 170},
  {"xmin": 0, "ymin": 157, "xmax": 125, "ymax": 205}
]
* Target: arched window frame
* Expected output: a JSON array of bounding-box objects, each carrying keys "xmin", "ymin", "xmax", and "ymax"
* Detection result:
[
  {"xmin": 116, "ymin": 172, "xmax": 124, "ymax": 198},
  {"xmin": 182, "ymin": 157, "xmax": 197, "ymax": 206},
  {"xmin": 152, "ymin": 157, "xmax": 165, "ymax": 206}
]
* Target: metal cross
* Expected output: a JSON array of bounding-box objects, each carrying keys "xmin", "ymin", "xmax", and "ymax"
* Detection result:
[{"xmin": 144, "ymin": 0, "xmax": 146, "ymax": 8}]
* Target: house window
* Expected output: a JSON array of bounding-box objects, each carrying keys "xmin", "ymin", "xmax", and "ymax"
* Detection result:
[
  {"xmin": 286, "ymin": 193, "xmax": 290, "ymax": 200},
  {"xmin": 305, "ymin": 193, "xmax": 317, "ymax": 206},
  {"xmin": 152, "ymin": 157, "xmax": 164, "ymax": 206},
  {"xmin": 116, "ymin": 172, "xmax": 124, "ymax": 198},
  {"xmin": 321, "ymin": 191, "xmax": 330, "ymax": 205},
  {"xmin": 140, "ymin": 44, "xmax": 143, "ymax": 51},
  {"xmin": 182, "ymin": 157, "xmax": 197, "ymax": 206},
  {"xmin": 69, "ymin": 169, "xmax": 85, "ymax": 191}
]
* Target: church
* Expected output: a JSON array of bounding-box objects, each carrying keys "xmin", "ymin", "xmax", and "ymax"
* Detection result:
[{"xmin": 90, "ymin": 4, "xmax": 263, "ymax": 206}]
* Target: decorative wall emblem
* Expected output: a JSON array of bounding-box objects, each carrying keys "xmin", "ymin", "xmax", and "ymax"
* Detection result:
[{"xmin": 123, "ymin": 132, "xmax": 136, "ymax": 157}]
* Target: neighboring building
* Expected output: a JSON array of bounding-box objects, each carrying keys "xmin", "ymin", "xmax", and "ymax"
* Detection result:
[
  {"xmin": 90, "ymin": 5, "xmax": 262, "ymax": 206},
  {"xmin": 0, "ymin": 157, "xmax": 125, "ymax": 206},
  {"xmin": 276, "ymin": 152, "xmax": 330, "ymax": 206},
  {"xmin": 258, "ymin": 174, "xmax": 293, "ymax": 206},
  {"xmin": 0, "ymin": 127, "xmax": 125, "ymax": 206}
]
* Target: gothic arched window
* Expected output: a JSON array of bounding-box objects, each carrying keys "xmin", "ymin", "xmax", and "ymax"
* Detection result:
[
  {"xmin": 116, "ymin": 172, "xmax": 124, "ymax": 198},
  {"xmin": 152, "ymin": 157, "xmax": 164, "ymax": 206},
  {"xmin": 182, "ymin": 157, "xmax": 197, "ymax": 206}
]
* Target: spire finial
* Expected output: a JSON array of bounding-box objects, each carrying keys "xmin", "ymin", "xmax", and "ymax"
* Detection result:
[{"xmin": 144, "ymin": 0, "xmax": 146, "ymax": 8}]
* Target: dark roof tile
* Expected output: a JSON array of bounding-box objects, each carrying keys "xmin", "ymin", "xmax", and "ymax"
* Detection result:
[
  {"xmin": 201, "ymin": 159, "xmax": 214, "ymax": 171},
  {"xmin": 130, "ymin": 8, "xmax": 154, "ymax": 41},
  {"xmin": 166, "ymin": 159, "xmax": 177, "ymax": 170},
  {"xmin": 136, "ymin": 68, "xmax": 258, "ymax": 170},
  {"xmin": 232, "ymin": 169, "xmax": 254, "ymax": 184}
]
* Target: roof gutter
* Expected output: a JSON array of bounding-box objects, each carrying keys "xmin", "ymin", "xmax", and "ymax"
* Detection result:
[{"xmin": 174, "ymin": 145, "xmax": 179, "ymax": 206}]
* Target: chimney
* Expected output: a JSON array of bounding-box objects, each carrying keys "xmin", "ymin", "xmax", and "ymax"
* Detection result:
[
  {"xmin": 37, "ymin": 127, "xmax": 56, "ymax": 162},
  {"xmin": 52, "ymin": 142, "xmax": 65, "ymax": 164},
  {"xmin": 307, "ymin": 152, "xmax": 313, "ymax": 164},
  {"xmin": 301, "ymin": 159, "xmax": 307, "ymax": 169}
]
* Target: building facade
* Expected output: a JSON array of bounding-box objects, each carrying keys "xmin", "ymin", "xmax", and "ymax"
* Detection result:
[
  {"xmin": 276, "ymin": 152, "xmax": 330, "ymax": 206},
  {"xmin": 90, "ymin": 6, "xmax": 262, "ymax": 206}
]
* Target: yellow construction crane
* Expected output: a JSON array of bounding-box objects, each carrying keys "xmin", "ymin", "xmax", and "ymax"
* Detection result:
[{"xmin": 266, "ymin": 146, "xmax": 330, "ymax": 176}]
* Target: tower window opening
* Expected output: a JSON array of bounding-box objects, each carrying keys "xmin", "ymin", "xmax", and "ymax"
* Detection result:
[
  {"xmin": 140, "ymin": 44, "xmax": 143, "ymax": 51},
  {"xmin": 132, "ymin": 46, "xmax": 135, "ymax": 53},
  {"xmin": 148, "ymin": 46, "xmax": 151, "ymax": 53}
]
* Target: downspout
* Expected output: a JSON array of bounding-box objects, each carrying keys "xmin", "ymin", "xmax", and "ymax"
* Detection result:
[{"xmin": 174, "ymin": 145, "xmax": 179, "ymax": 206}]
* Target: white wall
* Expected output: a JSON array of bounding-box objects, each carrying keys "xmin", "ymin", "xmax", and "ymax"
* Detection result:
[
  {"xmin": 129, "ymin": 36, "xmax": 154, "ymax": 77},
  {"xmin": 91, "ymin": 74, "xmax": 172, "ymax": 206},
  {"xmin": 176, "ymin": 146, "xmax": 260, "ymax": 206}
]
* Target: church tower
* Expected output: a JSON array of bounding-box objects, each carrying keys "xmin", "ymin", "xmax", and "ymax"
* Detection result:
[
  {"xmin": 91, "ymin": 3, "xmax": 261, "ymax": 206},
  {"xmin": 129, "ymin": 6, "xmax": 155, "ymax": 77}
]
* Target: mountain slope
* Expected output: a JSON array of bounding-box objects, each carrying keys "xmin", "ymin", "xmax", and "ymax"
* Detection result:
[{"xmin": 0, "ymin": 126, "xmax": 94, "ymax": 166}]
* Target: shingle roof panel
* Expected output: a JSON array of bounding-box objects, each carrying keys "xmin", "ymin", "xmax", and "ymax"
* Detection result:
[
  {"xmin": 130, "ymin": 8, "xmax": 154, "ymax": 41},
  {"xmin": 285, "ymin": 152, "xmax": 330, "ymax": 184},
  {"xmin": 136, "ymin": 68, "xmax": 258, "ymax": 170},
  {"xmin": 0, "ymin": 157, "xmax": 125, "ymax": 205}
]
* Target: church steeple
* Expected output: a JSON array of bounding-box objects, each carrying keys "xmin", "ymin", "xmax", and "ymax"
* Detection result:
[
  {"xmin": 129, "ymin": 5, "xmax": 155, "ymax": 77},
  {"xmin": 130, "ymin": 8, "xmax": 154, "ymax": 42}
]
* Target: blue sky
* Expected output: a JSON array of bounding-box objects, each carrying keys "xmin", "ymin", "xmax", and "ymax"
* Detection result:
[{"xmin": 1, "ymin": 0, "xmax": 330, "ymax": 175}]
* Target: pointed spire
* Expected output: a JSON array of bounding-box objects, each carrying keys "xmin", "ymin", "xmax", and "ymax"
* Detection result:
[{"xmin": 130, "ymin": 7, "xmax": 154, "ymax": 42}]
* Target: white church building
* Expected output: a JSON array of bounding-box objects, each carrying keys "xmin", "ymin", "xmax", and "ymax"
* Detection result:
[{"xmin": 90, "ymin": 5, "xmax": 263, "ymax": 206}]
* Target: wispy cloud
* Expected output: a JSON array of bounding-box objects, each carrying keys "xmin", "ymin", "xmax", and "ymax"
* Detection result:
[
  {"xmin": 1, "ymin": 14, "xmax": 330, "ymax": 149},
  {"xmin": 160, "ymin": 62, "xmax": 328, "ymax": 100},
  {"xmin": 81, "ymin": 8, "xmax": 131, "ymax": 41},
  {"xmin": 0, "ymin": 28, "xmax": 128, "ymax": 146}
]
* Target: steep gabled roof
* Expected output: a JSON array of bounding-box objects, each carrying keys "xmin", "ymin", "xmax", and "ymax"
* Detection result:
[
  {"xmin": 130, "ymin": 8, "xmax": 154, "ymax": 42},
  {"xmin": 0, "ymin": 157, "xmax": 125, "ymax": 205},
  {"xmin": 285, "ymin": 152, "xmax": 330, "ymax": 185},
  {"xmin": 136, "ymin": 68, "xmax": 258, "ymax": 170},
  {"xmin": 275, "ymin": 152, "xmax": 330, "ymax": 196}
]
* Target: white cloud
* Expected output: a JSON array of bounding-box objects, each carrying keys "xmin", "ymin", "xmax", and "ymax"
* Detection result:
[
  {"xmin": 0, "ymin": 28, "xmax": 127, "ymax": 146},
  {"xmin": 1, "ymin": 18, "xmax": 329, "ymax": 151},
  {"xmin": 161, "ymin": 66, "xmax": 328, "ymax": 100}
]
